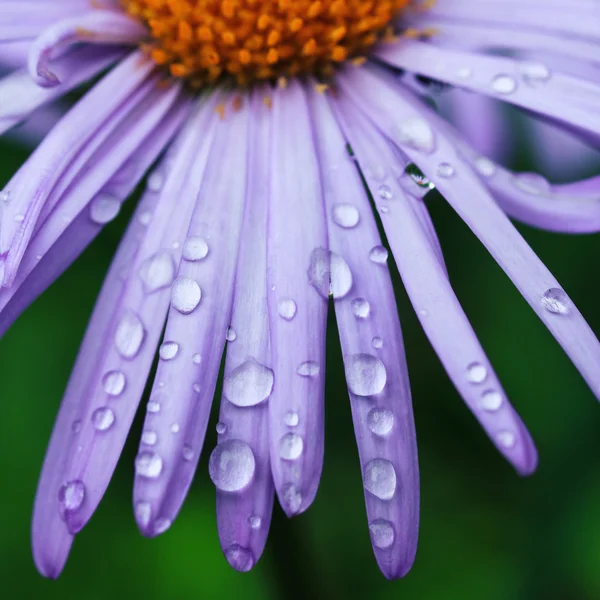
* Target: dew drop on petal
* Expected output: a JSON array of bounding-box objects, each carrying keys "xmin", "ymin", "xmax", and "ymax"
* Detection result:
[
  {"xmin": 91, "ymin": 407, "xmax": 115, "ymax": 431},
  {"xmin": 369, "ymin": 519, "xmax": 395, "ymax": 549},
  {"xmin": 279, "ymin": 433, "xmax": 304, "ymax": 460},
  {"xmin": 192, "ymin": 353, "xmax": 202, "ymax": 364},
  {"xmin": 209, "ymin": 439, "xmax": 255, "ymax": 492},
  {"xmin": 296, "ymin": 361, "xmax": 320, "ymax": 377},
  {"xmin": 159, "ymin": 341, "xmax": 179, "ymax": 361},
  {"xmin": 115, "ymin": 311, "xmax": 145, "ymax": 359},
  {"xmin": 226, "ymin": 327, "xmax": 237, "ymax": 342},
  {"xmin": 277, "ymin": 297, "xmax": 297, "ymax": 320},
  {"xmin": 248, "ymin": 515, "xmax": 262, "ymax": 529},
  {"xmin": 514, "ymin": 172, "xmax": 551, "ymax": 195},
  {"xmin": 436, "ymin": 162, "xmax": 455, "ymax": 178},
  {"xmin": 139, "ymin": 251, "xmax": 176, "ymax": 293},
  {"xmin": 284, "ymin": 411, "xmax": 299, "ymax": 427},
  {"xmin": 399, "ymin": 163, "xmax": 435, "ymax": 198},
  {"xmin": 182, "ymin": 236, "xmax": 209, "ymax": 261},
  {"xmin": 541, "ymin": 288, "xmax": 570, "ymax": 315},
  {"xmin": 281, "ymin": 483, "xmax": 302, "ymax": 514},
  {"xmin": 519, "ymin": 61, "xmax": 551, "ymax": 86},
  {"xmin": 223, "ymin": 359, "xmax": 274, "ymax": 407},
  {"xmin": 135, "ymin": 451, "xmax": 163, "ymax": 478},
  {"xmin": 351, "ymin": 297, "xmax": 370, "ymax": 318},
  {"xmin": 147, "ymin": 172, "xmax": 164, "ymax": 192},
  {"xmin": 466, "ymin": 362, "xmax": 487, "ymax": 384},
  {"xmin": 135, "ymin": 501, "xmax": 152, "ymax": 528},
  {"xmin": 497, "ymin": 430, "xmax": 516, "ymax": 448},
  {"xmin": 216, "ymin": 422, "xmax": 227, "ymax": 435},
  {"xmin": 147, "ymin": 400, "xmax": 161, "ymax": 414},
  {"xmin": 182, "ymin": 445, "xmax": 194, "ymax": 461},
  {"xmin": 332, "ymin": 203, "xmax": 360, "ymax": 228},
  {"xmin": 58, "ymin": 480, "xmax": 85, "ymax": 515},
  {"xmin": 364, "ymin": 458, "xmax": 397, "ymax": 500},
  {"xmin": 372, "ymin": 336, "xmax": 383, "ymax": 349},
  {"xmin": 171, "ymin": 277, "xmax": 202, "ymax": 314},
  {"xmin": 90, "ymin": 193, "xmax": 120, "ymax": 225},
  {"xmin": 225, "ymin": 544, "xmax": 254, "ymax": 572},
  {"xmin": 153, "ymin": 517, "xmax": 172, "ymax": 535},
  {"xmin": 378, "ymin": 184, "xmax": 393, "ymax": 200},
  {"xmin": 491, "ymin": 74, "xmax": 517, "ymax": 95},
  {"xmin": 367, "ymin": 407, "xmax": 394, "ymax": 436},
  {"xmin": 345, "ymin": 354, "xmax": 387, "ymax": 396},
  {"xmin": 308, "ymin": 247, "xmax": 353, "ymax": 299},
  {"xmin": 141, "ymin": 430, "xmax": 158, "ymax": 446},
  {"xmin": 102, "ymin": 370, "xmax": 126, "ymax": 396},
  {"xmin": 475, "ymin": 157, "xmax": 496, "ymax": 178},
  {"xmin": 369, "ymin": 246, "xmax": 388, "ymax": 264},
  {"xmin": 479, "ymin": 390, "xmax": 503, "ymax": 412},
  {"xmin": 395, "ymin": 117, "xmax": 436, "ymax": 153}
]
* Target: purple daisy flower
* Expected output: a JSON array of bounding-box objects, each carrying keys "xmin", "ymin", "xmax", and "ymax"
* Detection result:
[{"xmin": 1, "ymin": 0, "xmax": 599, "ymax": 582}]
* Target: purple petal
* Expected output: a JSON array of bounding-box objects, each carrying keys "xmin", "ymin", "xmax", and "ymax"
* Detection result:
[
  {"xmin": 133, "ymin": 94, "xmax": 249, "ymax": 536},
  {"xmin": 266, "ymin": 81, "xmax": 327, "ymax": 517},
  {"xmin": 310, "ymin": 86, "xmax": 420, "ymax": 579}
]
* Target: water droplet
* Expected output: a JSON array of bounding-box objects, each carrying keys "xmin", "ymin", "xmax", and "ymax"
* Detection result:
[
  {"xmin": 497, "ymin": 430, "xmax": 516, "ymax": 448},
  {"xmin": 147, "ymin": 400, "xmax": 161, "ymax": 413},
  {"xmin": 514, "ymin": 172, "xmax": 551, "ymax": 195},
  {"xmin": 277, "ymin": 297, "xmax": 297, "ymax": 320},
  {"xmin": 171, "ymin": 277, "xmax": 201, "ymax": 314},
  {"xmin": 367, "ymin": 407, "xmax": 394, "ymax": 436},
  {"xmin": 193, "ymin": 382, "xmax": 201, "ymax": 393},
  {"xmin": 369, "ymin": 246, "xmax": 389, "ymax": 264},
  {"xmin": 281, "ymin": 483, "xmax": 302, "ymax": 514},
  {"xmin": 541, "ymin": 288, "xmax": 570, "ymax": 315},
  {"xmin": 216, "ymin": 422, "xmax": 227, "ymax": 435},
  {"xmin": 138, "ymin": 211, "xmax": 152, "ymax": 226},
  {"xmin": 141, "ymin": 430, "xmax": 158, "ymax": 445},
  {"xmin": 351, "ymin": 297, "xmax": 370, "ymax": 318},
  {"xmin": 91, "ymin": 406, "xmax": 115, "ymax": 431},
  {"xmin": 248, "ymin": 515, "xmax": 262, "ymax": 529},
  {"xmin": 466, "ymin": 362, "xmax": 487, "ymax": 384},
  {"xmin": 208, "ymin": 439, "xmax": 255, "ymax": 492},
  {"xmin": 14, "ymin": 214, "xmax": 24, "ymax": 223},
  {"xmin": 475, "ymin": 157, "xmax": 496, "ymax": 178},
  {"xmin": 58, "ymin": 480, "xmax": 85, "ymax": 515},
  {"xmin": 457, "ymin": 67, "xmax": 473, "ymax": 80},
  {"xmin": 345, "ymin": 354, "xmax": 387, "ymax": 396},
  {"xmin": 102, "ymin": 370, "xmax": 126, "ymax": 396},
  {"xmin": 436, "ymin": 162, "xmax": 455, "ymax": 178},
  {"xmin": 192, "ymin": 353, "xmax": 202, "ymax": 364},
  {"xmin": 491, "ymin": 74, "xmax": 517, "ymax": 95},
  {"xmin": 369, "ymin": 519, "xmax": 395, "ymax": 549},
  {"xmin": 399, "ymin": 163, "xmax": 435, "ymax": 198},
  {"xmin": 371, "ymin": 336, "xmax": 383, "ymax": 349},
  {"xmin": 279, "ymin": 433, "xmax": 304, "ymax": 460},
  {"xmin": 139, "ymin": 251, "xmax": 176, "ymax": 293},
  {"xmin": 90, "ymin": 193, "xmax": 120, "ymax": 225},
  {"xmin": 71, "ymin": 420, "xmax": 82, "ymax": 433},
  {"xmin": 225, "ymin": 544, "xmax": 254, "ymax": 572},
  {"xmin": 0, "ymin": 190, "xmax": 10, "ymax": 204},
  {"xmin": 284, "ymin": 411, "xmax": 299, "ymax": 427},
  {"xmin": 479, "ymin": 390, "xmax": 503, "ymax": 412},
  {"xmin": 364, "ymin": 458, "xmax": 397, "ymax": 500},
  {"xmin": 297, "ymin": 361, "xmax": 320, "ymax": 377},
  {"xmin": 135, "ymin": 451, "xmax": 163, "ymax": 478},
  {"xmin": 147, "ymin": 172, "xmax": 164, "ymax": 192},
  {"xmin": 135, "ymin": 501, "xmax": 151, "ymax": 528},
  {"xmin": 308, "ymin": 248, "xmax": 353, "ymax": 299},
  {"xmin": 223, "ymin": 359, "xmax": 274, "ymax": 407},
  {"xmin": 379, "ymin": 206, "xmax": 389, "ymax": 215},
  {"xmin": 182, "ymin": 236, "xmax": 209, "ymax": 261},
  {"xmin": 153, "ymin": 517, "xmax": 172, "ymax": 535},
  {"xmin": 395, "ymin": 117, "xmax": 436, "ymax": 153},
  {"xmin": 159, "ymin": 341, "xmax": 179, "ymax": 361},
  {"xmin": 378, "ymin": 184, "xmax": 393, "ymax": 200},
  {"xmin": 170, "ymin": 423, "xmax": 180, "ymax": 433},
  {"xmin": 182, "ymin": 445, "xmax": 194, "ymax": 461},
  {"xmin": 519, "ymin": 61, "xmax": 551, "ymax": 86},
  {"xmin": 114, "ymin": 311, "xmax": 145, "ymax": 359},
  {"xmin": 332, "ymin": 203, "xmax": 360, "ymax": 228},
  {"xmin": 226, "ymin": 327, "xmax": 237, "ymax": 342}
]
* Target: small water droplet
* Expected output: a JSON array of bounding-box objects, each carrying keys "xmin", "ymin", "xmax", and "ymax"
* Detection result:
[
  {"xmin": 153, "ymin": 517, "xmax": 172, "ymax": 535},
  {"xmin": 159, "ymin": 341, "xmax": 179, "ymax": 361},
  {"xmin": 141, "ymin": 430, "xmax": 158, "ymax": 445},
  {"xmin": 170, "ymin": 423, "xmax": 180, "ymax": 433},
  {"xmin": 479, "ymin": 390, "xmax": 503, "ymax": 412},
  {"xmin": 225, "ymin": 544, "xmax": 254, "ymax": 572},
  {"xmin": 332, "ymin": 203, "xmax": 360, "ymax": 228},
  {"xmin": 345, "ymin": 354, "xmax": 387, "ymax": 396},
  {"xmin": 90, "ymin": 193, "xmax": 120, "ymax": 225},
  {"xmin": 369, "ymin": 519, "xmax": 395, "ymax": 549},
  {"xmin": 226, "ymin": 327, "xmax": 237, "ymax": 342},
  {"xmin": 284, "ymin": 411, "xmax": 299, "ymax": 427},
  {"xmin": 71, "ymin": 420, "xmax": 82, "ymax": 433},
  {"xmin": 466, "ymin": 362, "xmax": 487, "ymax": 384},
  {"xmin": 277, "ymin": 298, "xmax": 297, "ymax": 320},
  {"xmin": 102, "ymin": 370, "xmax": 126, "ymax": 396},
  {"xmin": 457, "ymin": 67, "xmax": 473, "ymax": 80},
  {"xmin": 216, "ymin": 422, "xmax": 227, "ymax": 435},
  {"xmin": 91, "ymin": 406, "xmax": 115, "ymax": 431},
  {"xmin": 297, "ymin": 361, "xmax": 320, "ymax": 377},
  {"xmin": 378, "ymin": 184, "xmax": 393, "ymax": 200},
  {"xmin": 248, "ymin": 515, "xmax": 262, "ymax": 529},
  {"xmin": 281, "ymin": 483, "xmax": 302, "ymax": 514},
  {"xmin": 114, "ymin": 311, "xmax": 145, "ymax": 359},
  {"xmin": 209, "ymin": 439, "xmax": 256, "ymax": 492},
  {"xmin": 279, "ymin": 433, "xmax": 304, "ymax": 460},
  {"xmin": 138, "ymin": 211, "xmax": 152, "ymax": 226},
  {"xmin": 351, "ymin": 297, "xmax": 370, "ymax": 318},
  {"xmin": 135, "ymin": 451, "xmax": 163, "ymax": 478},
  {"xmin": 147, "ymin": 172, "xmax": 164, "ymax": 192},
  {"xmin": 14, "ymin": 214, "xmax": 24, "ymax": 223},
  {"xmin": 369, "ymin": 246, "xmax": 389, "ymax": 264},
  {"xmin": 395, "ymin": 117, "xmax": 436, "ymax": 153},
  {"xmin": 58, "ymin": 480, "xmax": 85, "ymax": 516},
  {"xmin": 182, "ymin": 445, "xmax": 194, "ymax": 461},
  {"xmin": 367, "ymin": 407, "xmax": 394, "ymax": 436},
  {"xmin": 171, "ymin": 277, "xmax": 201, "ymax": 314},
  {"xmin": 147, "ymin": 400, "xmax": 161, "ymax": 413},
  {"xmin": 541, "ymin": 288, "xmax": 570, "ymax": 315},
  {"xmin": 519, "ymin": 61, "xmax": 551, "ymax": 86},
  {"xmin": 514, "ymin": 172, "xmax": 551, "ymax": 195},
  {"xmin": 371, "ymin": 336, "xmax": 383, "ymax": 349},
  {"xmin": 192, "ymin": 353, "xmax": 202, "ymax": 364},
  {"xmin": 223, "ymin": 359, "xmax": 274, "ymax": 407},
  {"xmin": 497, "ymin": 430, "xmax": 516, "ymax": 448},
  {"xmin": 139, "ymin": 251, "xmax": 176, "ymax": 293},
  {"xmin": 182, "ymin": 236, "xmax": 209, "ymax": 261},
  {"xmin": 364, "ymin": 458, "xmax": 397, "ymax": 500},
  {"xmin": 308, "ymin": 248, "xmax": 353, "ymax": 299},
  {"xmin": 0, "ymin": 190, "xmax": 10, "ymax": 204},
  {"xmin": 399, "ymin": 163, "xmax": 435, "ymax": 198},
  {"xmin": 135, "ymin": 501, "xmax": 151, "ymax": 528},
  {"xmin": 475, "ymin": 157, "xmax": 496, "ymax": 177},
  {"xmin": 193, "ymin": 382, "xmax": 201, "ymax": 393},
  {"xmin": 491, "ymin": 74, "xmax": 517, "ymax": 95},
  {"xmin": 436, "ymin": 162, "xmax": 455, "ymax": 178}
]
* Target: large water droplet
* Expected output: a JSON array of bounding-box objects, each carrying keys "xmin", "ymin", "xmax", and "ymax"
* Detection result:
[
  {"xmin": 367, "ymin": 407, "xmax": 394, "ymax": 436},
  {"xmin": 279, "ymin": 433, "xmax": 304, "ymax": 460},
  {"xmin": 369, "ymin": 519, "xmax": 395, "ymax": 549},
  {"xmin": 351, "ymin": 297, "xmax": 370, "ymax": 318},
  {"xmin": 209, "ymin": 439, "xmax": 255, "ymax": 492},
  {"xmin": 519, "ymin": 61, "xmax": 551, "ymax": 86},
  {"xmin": 497, "ymin": 430, "xmax": 516, "ymax": 448},
  {"xmin": 345, "ymin": 354, "xmax": 387, "ymax": 396},
  {"xmin": 58, "ymin": 480, "xmax": 85, "ymax": 522},
  {"xmin": 159, "ymin": 341, "xmax": 179, "ymax": 361},
  {"xmin": 491, "ymin": 74, "xmax": 517, "ymax": 95},
  {"xmin": 364, "ymin": 458, "xmax": 397, "ymax": 500},
  {"xmin": 296, "ymin": 361, "xmax": 320, "ymax": 377},
  {"xmin": 466, "ymin": 362, "xmax": 487, "ymax": 384},
  {"xmin": 475, "ymin": 157, "xmax": 496, "ymax": 178},
  {"xmin": 139, "ymin": 251, "xmax": 176, "ymax": 293},
  {"xmin": 171, "ymin": 277, "xmax": 201, "ymax": 314},
  {"xmin": 141, "ymin": 430, "xmax": 158, "ymax": 445},
  {"xmin": 308, "ymin": 247, "xmax": 353, "ymax": 299},
  {"xmin": 225, "ymin": 544, "xmax": 254, "ymax": 572},
  {"xmin": 91, "ymin": 406, "xmax": 115, "ymax": 431},
  {"xmin": 281, "ymin": 483, "xmax": 302, "ymax": 514},
  {"xmin": 332, "ymin": 203, "xmax": 360, "ymax": 228},
  {"xmin": 277, "ymin": 297, "xmax": 297, "ymax": 321},
  {"xmin": 223, "ymin": 359, "xmax": 274, "ymax": 407},
  {"xmin": 399, "ymin": 163, "xmax": 435, "ymax": 198},
  {"xmin": 541, "ymin": 288, "xmax": 570, "ymax": 315},
  {"xmin": 114, "ymin": 311, "xmax": 145, "ymax": 359},
  {"xmin": 102, "ymin": 370, "xmax": 126, "ymax": 396},
  {"xmin": 514, "ymin": 172, "xmax": 551, "ymax": 195},
  {"xmin": 90, "ymin": 193, "xmax": 120, "ymax": 225},
  {"xmin": 479, "ymin": 390, "xmax": 503, "ymax": 412},
  {"xmin": 182, "ymin": 236, "xmax": 209, "ymax": 261},
  {"xmin": 135, "ymin": 451, "xmax": 163, "ymax": 478},
  {"xmin": 369, "ymin": 246, "xmax": 389, "ymax": 264},
  {"xmin": 395, "ymin": 117, "xmax": 436, "ymax": 153}
]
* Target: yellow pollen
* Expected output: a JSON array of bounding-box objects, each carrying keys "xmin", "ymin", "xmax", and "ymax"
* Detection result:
[{"xmin": 121, "ymin": 0, "xmax": 411, "ymax": 85}]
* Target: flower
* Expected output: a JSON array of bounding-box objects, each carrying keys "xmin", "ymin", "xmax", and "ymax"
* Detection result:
[{"xmin": 1, "ymin": 0, "xmax": 599, "ymax": 583}]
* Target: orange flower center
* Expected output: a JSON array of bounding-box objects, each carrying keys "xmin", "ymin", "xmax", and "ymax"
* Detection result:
[{"xmin": 121, "ymin": 0, "xmax": 410, "ymax": 85}]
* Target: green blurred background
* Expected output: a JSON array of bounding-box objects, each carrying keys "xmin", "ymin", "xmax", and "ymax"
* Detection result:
[{"xmin": 1, "ymin": 120, "xmax": 599, "ymax": 600}]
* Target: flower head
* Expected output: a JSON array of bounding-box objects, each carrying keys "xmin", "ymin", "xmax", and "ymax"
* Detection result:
[{"xmin": 0, "ymin": 0, "xmax": 599, "ymax": 583}]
